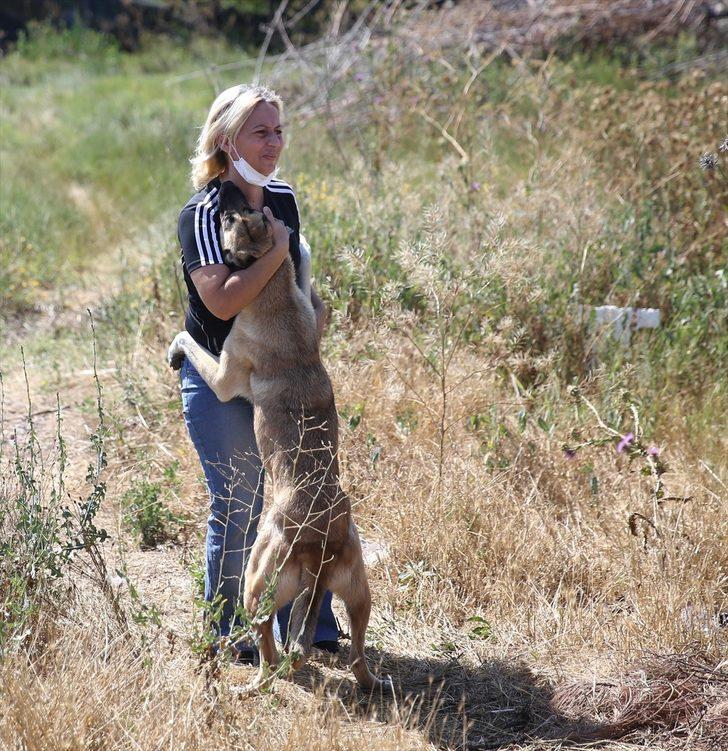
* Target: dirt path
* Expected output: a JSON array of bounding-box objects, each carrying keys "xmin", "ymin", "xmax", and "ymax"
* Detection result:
[{"xmin": 1, "ymin": 258, "xmax": 198, "ymax": 635}]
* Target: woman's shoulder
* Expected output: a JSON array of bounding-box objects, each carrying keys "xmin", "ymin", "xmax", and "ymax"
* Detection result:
[
  {"xmin": 266, "ymin": 177, "xmax": 296, "ymax": 195},
  {"xmin": 179, "ymin": 179, "xmax": 222, "ymax": 228},
  {"xmin": 180, "ymin": 178, "xmax": 222, "ymax": 214},
  {"xmin": 178, "ymin": 179, "xmax": 224, "ymax": 266},
  {"xmin": 265, "ymin": 178, "xmax": 300, "ymax": 227}
]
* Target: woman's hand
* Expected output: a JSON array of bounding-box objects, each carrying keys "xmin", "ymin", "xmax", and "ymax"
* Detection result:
[{"xmin": 263, "ymin": 206, "xmax": 290, "ymax": 262}]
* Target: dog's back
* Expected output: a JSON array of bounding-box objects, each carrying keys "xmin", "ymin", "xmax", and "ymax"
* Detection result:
[{"xmin": 255, "ymin": 396, "xmax": 351, "ymax": 546}]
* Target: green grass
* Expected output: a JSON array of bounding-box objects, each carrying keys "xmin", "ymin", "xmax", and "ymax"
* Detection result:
[
  {"xmin": 122, "ymin": 462, "xmax": 185, "ymax": 549},
  {"xmin": 0, "ymin": 25, "xmax": 262, "ymax": 318}
]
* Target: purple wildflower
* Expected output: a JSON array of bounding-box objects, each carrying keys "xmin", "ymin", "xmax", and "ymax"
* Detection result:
[
  {"xmin": 354, "ymin": 71, "xmax": 365, "ymax": 82},
  {"xmin": 647, "ymin": 445, "xmax": 660, "ymax": 457},
  {"xmin": 616, "ymin": 433, "xmax": 634, "ymax": 454},
  {"xmin": 470, "ymin": 181, "xmax": 481, "ymax": 192},
  {"xmin": 563, "ymin": 446, "xmax": 577, "ymax": 460}
]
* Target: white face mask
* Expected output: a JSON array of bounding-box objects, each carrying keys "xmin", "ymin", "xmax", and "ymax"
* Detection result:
[{"xmin": 229, "ymin": 144, "xmax": 279, "ymax": 187}]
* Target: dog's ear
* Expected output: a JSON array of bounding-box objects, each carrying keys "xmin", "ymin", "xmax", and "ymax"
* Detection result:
[{"xmin": 219, "ymin": 180, "xmax": 252, "ymax": 215}]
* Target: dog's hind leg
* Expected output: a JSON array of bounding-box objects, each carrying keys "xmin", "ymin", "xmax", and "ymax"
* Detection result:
[
  {"xmin": 329, "ymin": 532, "xmax": 388, "ymax": 692},
  {"xmin": 243, "ymin": 525, "xmax": 296, "ymax": 686}
]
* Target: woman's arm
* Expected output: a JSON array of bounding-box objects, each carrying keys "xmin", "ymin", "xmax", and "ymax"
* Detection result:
[{"xmin": 190, "ymin": 206, "xmax": 290, "ymax": 321}]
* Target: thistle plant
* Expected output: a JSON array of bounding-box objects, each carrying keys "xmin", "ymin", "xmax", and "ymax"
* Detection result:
[
  {"xmin": 562, "ymin": 385, "xmax": 690, "ymax": 550},
  {"xmin": 699, "ymin": 152, "xmax": 718, "ymax": 171}
]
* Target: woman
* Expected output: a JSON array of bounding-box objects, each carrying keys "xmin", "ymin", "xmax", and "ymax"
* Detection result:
[{"xmin": 177, "ymin": 84, "xmax": 340, "ymax": 662}]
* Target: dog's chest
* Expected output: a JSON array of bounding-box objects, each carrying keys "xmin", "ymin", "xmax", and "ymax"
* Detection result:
[{"xmin": 232, "ymin": 297, "xmax": 315, "ymax": 359}]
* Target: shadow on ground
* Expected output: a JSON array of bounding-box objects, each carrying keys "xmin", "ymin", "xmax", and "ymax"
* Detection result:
[{"xmin": 290, "ymin": 646, "xmax": 605, "ymax": 750}]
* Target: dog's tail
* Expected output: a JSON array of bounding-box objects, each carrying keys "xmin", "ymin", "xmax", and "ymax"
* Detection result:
[{"xmin": 287, "ymin": 574, "xmax": 328, "ymax": 669}]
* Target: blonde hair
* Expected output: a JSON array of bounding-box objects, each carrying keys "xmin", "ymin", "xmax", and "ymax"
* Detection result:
[{"xmin": 190, "ymin": 84, "xmax": 284, "ymax": 190}]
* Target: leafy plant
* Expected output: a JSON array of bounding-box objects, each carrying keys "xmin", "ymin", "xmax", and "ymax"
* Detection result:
[
  {"xmin": 122, "ymin": 471, "xmax": 184, "ymax": 550},
  {"xmin": 467, "ymin": 615, "xmax": 493, "ymax": 640},
  {"xmin": 1, "ymin": 320, "xmax": 122, "ymax": 652}
]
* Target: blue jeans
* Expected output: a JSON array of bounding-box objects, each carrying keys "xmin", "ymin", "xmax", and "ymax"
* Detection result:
[{"xmin": 179, "ymin": 357, "xmax": 339, "ymax": 652}]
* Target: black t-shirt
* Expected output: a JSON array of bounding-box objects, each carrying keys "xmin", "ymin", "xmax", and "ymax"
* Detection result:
[{"xmin": 178, "ymin": 176, "xmax": 302, "ymax": 356}]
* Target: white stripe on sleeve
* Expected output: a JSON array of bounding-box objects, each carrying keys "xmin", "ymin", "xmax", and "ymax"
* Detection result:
[
  {"xmin": 199, "ymin": 188, "xmax": 221, "ymax": 266},
  {"xmin": 208, "ymin": 206, "xmax": 224, "ymax": 264},
  {"xmin": 194, "ymin": 200, "xmax": 211, "ymax": 266},
  {"xmin": 298, "ymin": 232, "xmax": 312, "ymax": 300}
]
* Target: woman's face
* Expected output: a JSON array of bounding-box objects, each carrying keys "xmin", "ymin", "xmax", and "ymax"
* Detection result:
[{"xmin": 229, "ymin": 101, "xmax": 284, "ymax": 176}]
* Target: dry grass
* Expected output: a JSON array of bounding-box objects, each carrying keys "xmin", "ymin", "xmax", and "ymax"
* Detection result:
[{"xmin": 1, "ymin": 303, "xmax": 725, "ymax": 749}]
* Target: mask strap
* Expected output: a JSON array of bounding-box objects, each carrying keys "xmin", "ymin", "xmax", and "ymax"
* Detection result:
[{"xmin": 219, "ymin": 136, "xmax": 237, "ymax": 158}]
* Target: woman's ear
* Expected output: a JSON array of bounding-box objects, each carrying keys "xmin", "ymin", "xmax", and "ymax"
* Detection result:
[{"xmin": 217, "ymin": 135, "xmax": 230, "ymax": 154}]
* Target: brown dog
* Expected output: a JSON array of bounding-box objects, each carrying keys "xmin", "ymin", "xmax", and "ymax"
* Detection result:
[{"xmin": 168, "ymin": 181, "xmax": 387, "ymax": 691}]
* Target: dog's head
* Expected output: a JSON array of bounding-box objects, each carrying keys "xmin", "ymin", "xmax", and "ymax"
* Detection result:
[{"xmin": 218, "ymin": 181, "xmax": 275, "ymax": 269}]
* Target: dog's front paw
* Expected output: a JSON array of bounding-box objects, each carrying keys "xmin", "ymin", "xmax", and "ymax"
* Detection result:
[{"xmin": 167, "ymin": 332, "xmax": 189, "ymax": 370}]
